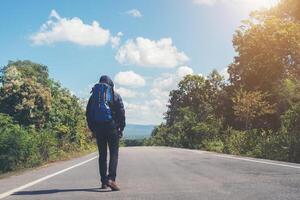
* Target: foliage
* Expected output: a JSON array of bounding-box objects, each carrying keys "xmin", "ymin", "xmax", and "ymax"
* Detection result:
[
  {"xmin": 227, "ymin": 2, "xmax": 300, "ymax": 130},
  {"xmin": 122, "ymin": 139, "xmax": 145, "ymax": 147},
  {"xmin": 269, "ymin": 0, "xmax": 300, "ymax": 22},
  {"xmin": 0, "ymin": 64, "xmax": 51, "ymax": 128},
  {"xmin": 279, "ymin": 103, "xmax": 300, "ymax": 162},
  {"xmin": 223, "ymin": 128, "xmax": 266, "ymax": 158},
  {"xmin": 0, "ymin": 113, "xmax": 41, "ymax": 173},
  {"xmin": 145, "ymin": 73, "xmax": 224, "ymax": 150},
  {"xmin": 0, "ymin": 61, "xmax": 94, "ymax": 174},
  {"xmin": 228, "ymin": 15, "xmax": 300, "ymax": 91},
  {"xmin": 232, "ymin": 89, "xmax": 276, "ymax": 130}
]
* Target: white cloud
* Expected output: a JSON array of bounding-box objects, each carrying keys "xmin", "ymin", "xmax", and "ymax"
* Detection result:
[
  {"xmin": 115, "ymin": 87, "xmax": 137, "ymax": 98},
  {"xmin": 176, "ymin": 66, "xmax": 194, "ymax": 78},
  {"xmin": 124, "ymin": 100, "xmax": 165, "ymax": 125},
  {"xmin": 114, "ymin": 71, "xmax": 146, "ymax": 87},
  {"xmin": 111, "ymin": 32, "xmax": 123, "ymax": 48},
  {"xmin": 193, "ymin": 0, "xmax": 279, "ymax": 8},
  {"xmin": 151, "ymin": 66, "xmax": 194, "ymax": 94},
  {"xmin": 115, "ymin": 37, "xmax": 189, "ymax": 68},
  {"xmin": 193, "ymin": 0, "xmax": 216, "ymax": 6},
  {"xmin": 31, "ymin": 9, "xmax": 110, "ymax": 46},
  {"xmin": 50, "ymin": 9, "xmax": 61, "ymax": 19},
  {"xmin": 125, "ymin": 9, "xmax": 143, "ymax": 18}
]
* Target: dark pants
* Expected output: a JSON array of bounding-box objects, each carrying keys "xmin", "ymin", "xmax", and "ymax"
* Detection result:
[{"xmin": 94, "ymin": 121, "xmax": 119, "ymax": 184}]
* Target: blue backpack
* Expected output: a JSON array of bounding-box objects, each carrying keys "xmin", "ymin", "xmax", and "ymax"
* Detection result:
[{"xmin": 90, "ymin": 83, "xmax": 114, "ymax": 122}]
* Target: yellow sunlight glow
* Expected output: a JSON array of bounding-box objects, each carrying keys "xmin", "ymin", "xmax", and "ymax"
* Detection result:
[{"xmin": 248, "ymin": 0, "xmax": 280, "ymax": 9}]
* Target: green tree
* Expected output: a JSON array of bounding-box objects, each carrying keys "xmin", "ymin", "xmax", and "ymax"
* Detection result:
[
  {"xmin": 166, "ymin": 71, "xmax": 224, "ymax": 126},
  {"xmin": 48, "ymin": 80, "xmax": 90, "ymax": 151},
  {"xmin": 228, "ymin": 15, "xmax": 300, "ymax": 91},
  {"xmin": 227, "ymin": 1, "xmax": 300, "ymax": 130},
  {"xmin": 166, "ymin": 74, "xmax": 207, "ymax": 126},
  {"xmin": 232, "ymin": 89, "xmax": 276, "ymax": 130},
  {"xmin": 149, "ymin": 72, "xmax": 225, "ymax": 149},
  {"xmin": 0, "ymin": 63, "xmax": 51, "ymax": 128}
]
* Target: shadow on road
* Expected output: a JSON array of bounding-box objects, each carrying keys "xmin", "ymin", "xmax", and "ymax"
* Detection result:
[{"xmin": 12, "ymin": 187, "xmax": 112, "ymax": 195}]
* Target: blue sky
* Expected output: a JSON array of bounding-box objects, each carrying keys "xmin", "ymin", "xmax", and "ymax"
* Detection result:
[{"xmin": 0, "ymin": 0, "xmax": 279, "ymax": 125}]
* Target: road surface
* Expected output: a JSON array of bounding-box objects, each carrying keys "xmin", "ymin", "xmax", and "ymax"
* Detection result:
[{"xmin": 0, "ymin": 147, "xmax": 299, "ymax": 200}]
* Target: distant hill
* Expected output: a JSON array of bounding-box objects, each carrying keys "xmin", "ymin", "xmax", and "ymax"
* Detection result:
[{"xmin": 123, "ymin": 124, "xmax": 155, "ymax": 140}]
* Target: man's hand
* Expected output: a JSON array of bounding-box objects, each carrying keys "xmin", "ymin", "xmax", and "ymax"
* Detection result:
[{"xmin": 117, "ymin": 128, "xmax": 123, "ymax": 138}]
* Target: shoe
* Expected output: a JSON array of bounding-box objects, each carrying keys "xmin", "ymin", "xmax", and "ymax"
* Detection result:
[
  {"xmin": 101, "ymin": 183, "xmax": 108, "ymax": 189},
  {"xmin": 107, "ymin": 180, "xmax": 120, "ymax": 191}
]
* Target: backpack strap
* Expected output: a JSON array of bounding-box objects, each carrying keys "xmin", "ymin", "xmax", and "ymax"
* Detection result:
[{"xmin": 110, "ymin": 89, "xmax": 117, "ymax": 120}]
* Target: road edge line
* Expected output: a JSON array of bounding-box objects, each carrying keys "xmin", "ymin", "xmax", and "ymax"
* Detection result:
[
  {"xmin": 214, "ymin": 154, "xmax": 300, "ymax": 169},
  {"xmin": 0, "ymin": 155, "xmax": 98, "ymax": 199},
  {"xmin": 167, "ymin": 146, "xmax": 300, "ymax": 169}
]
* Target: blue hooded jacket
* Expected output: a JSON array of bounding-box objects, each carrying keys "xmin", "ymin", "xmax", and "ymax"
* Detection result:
[{"xmin": 86, "ymin": 75, "xmax": 126, "ymax": 132}]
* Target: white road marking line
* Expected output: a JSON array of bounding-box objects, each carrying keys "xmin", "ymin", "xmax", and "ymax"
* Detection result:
[
  {"xmin": 215, "ymin": 154, "xmax": 300, "ymax": 169},
  {"xmin": 0, "ymin": 156, "xmax": 98, "ymax": 199},
  {"xmin": 181, "ymin": 147, "xmax": 300, "ymax": 169}
]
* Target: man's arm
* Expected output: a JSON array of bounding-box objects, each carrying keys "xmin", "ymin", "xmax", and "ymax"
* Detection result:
[
  {"xmin": 114, "ymin": 93, "xmax": 126, "ymax": 133},
  {"xmin": 86, "ymin": 96, "xmax": 95, "ymax": 133}
]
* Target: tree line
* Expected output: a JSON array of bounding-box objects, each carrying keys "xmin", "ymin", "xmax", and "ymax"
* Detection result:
[
  {"xmin": 0, "ymin": 61, "xmax": 93, "ymax": 174},
  {"xmin": 145, "ymin": 0, "xmax": 300, "ymax": 163}
]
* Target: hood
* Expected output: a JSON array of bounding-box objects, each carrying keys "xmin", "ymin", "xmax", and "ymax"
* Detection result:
[{"xmin": 99, "ymin": 75, "xmax": 114, "ymax": 88}]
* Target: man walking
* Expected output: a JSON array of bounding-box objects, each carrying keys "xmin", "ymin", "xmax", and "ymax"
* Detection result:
[{"xmin": 86, "ymin": 75, "xmax": 125, "ymax": 191}]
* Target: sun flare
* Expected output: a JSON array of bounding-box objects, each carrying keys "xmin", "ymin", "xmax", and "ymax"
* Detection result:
[{"xmin": 248, "ymin": 0, "xmax": 280, "ymax": 9}]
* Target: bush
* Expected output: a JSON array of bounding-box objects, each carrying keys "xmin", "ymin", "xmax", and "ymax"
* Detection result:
[
  {"xmin": 278, "ymin": 103, "xmax": 300, "ymax": 162},
  {"xmin": 35, "ymin": 129, "xmax": 58, "ymax": 161},
  {"xmin": 263, "ymin": 132, "xmax": 289, "ymax": 162},
  {"xmin": 0, "ymin": 113, "xmax": 42, "ymax": 173},
  {"xmin": 202, "ymin": 139, "xmax": 224, "ymax": 153},
  {"xmin": 123, "ymin": 139, "xmax": 145, "ymax": 147},
  {"xmin": 223, "ymin": 128, "xmax": 266, "ymax": 158}
]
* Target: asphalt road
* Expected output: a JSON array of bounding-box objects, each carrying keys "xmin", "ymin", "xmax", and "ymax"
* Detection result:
[{"xmin": 0, "ymin": 147, "xmax": 300, "ymax": 200}]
